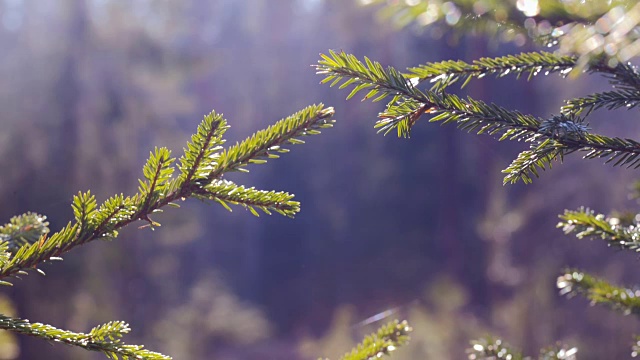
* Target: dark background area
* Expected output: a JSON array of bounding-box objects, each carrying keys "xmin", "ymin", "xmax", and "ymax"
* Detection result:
[{"xmin": 0, "ymin": 1, "xmax": 639, "ymax": 359}]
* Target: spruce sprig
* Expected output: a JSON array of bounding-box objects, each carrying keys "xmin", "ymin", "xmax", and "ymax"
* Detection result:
[
  {"xmin": 0, "ymin": 315, "xmax": 170, "ymax": 360},
  {"xmin": 199, "ymin": 179, "xmax": 299, "ymax": 217},
  {"xmin": 558, "ymin": 207, "xmax": 640, "ymax": 252},
  {"xmin": 0, "ymin": 104, "xmax": 335, "ymax": 359},
  {"xmin": 0, "ymin": 212, "xmax": 49, "ymax": 253},
  {"xmin": 562, "ymin": 89, "xmax": 640, "ymax": 116},
  {"xmin": 177, "ymin": 110, "xmax": 228, "ymax": 185},
  {"xmin": 558, "ymin": 270, "xmax": 640, "ymax": 316},
  {"xmin": 501, "ymin": 138, "xmax": 567, "ymax": 184},
  {"xmin": 407, "ymin": 51, "xmax": 577, "ymax": 91},
  {"xmin": 210, "ymin": 104, "xmax": 334, "ymax": 178},
  {"xmin": 323, "ymin": 320, "xmax": 411, "ymax": 360},
  {"xmin": 0, "ymin": 104, "xmax": 334, "ymax": 281},
  {"xmin": 317, "ymin": 51, "xmax": 640, "ymax": 183}
]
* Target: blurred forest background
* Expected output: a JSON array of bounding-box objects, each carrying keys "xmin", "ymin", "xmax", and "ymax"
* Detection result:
[{"xmin": 0, "ymin": 0, "xmax": 639, "ymax": 359}]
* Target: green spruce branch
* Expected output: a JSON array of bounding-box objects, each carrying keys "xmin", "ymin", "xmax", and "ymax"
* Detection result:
[
  {"xmin": 0, "ymin": 104, "xmax": 335, "ymax": 358},
  {"xmin": 0, "ymin": 213, "xmax": 49, "ymax": 253},
  {"xmin": 559, "ymin": 207, "xmax": 640, "ymax": 253},
  {"xmin": 0, "ymin": 104, "xmax": 334, "ymax": 282},
  {"xmin": 407, "ymin": 51, "xmax": 577, "ymax": 91},
  {"xmin": 322, "ymin": 320, "xmax": 412, "ymax": 360},
  {"xmin": 317, "ymin": 51, "xmax": 640, "ymax": 183},
  {"xmin": 562, "ymin": 89, "xmax": 640, "ymax": 116},
  {"xmin": 558, "ymin": 270, "xmax": 640, "ymax": 316},
  {"xmin": 0, "ymin": 316, "xmax": 169, "ymax": 360}
]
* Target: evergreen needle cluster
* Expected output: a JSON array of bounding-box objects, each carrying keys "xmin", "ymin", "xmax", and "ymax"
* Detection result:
[
  {"xmin": 319, "ymin": 320, "xmax": 412, "ymax": 360},
  {"xmin": 0, "ymin": 104, "xmax": 335, "ymax": 358}
]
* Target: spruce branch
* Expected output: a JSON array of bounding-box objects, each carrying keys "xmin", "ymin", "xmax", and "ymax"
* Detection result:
[
  {"xmin": 0, "ymin": 315, "xmax": 170, "ymax": 359},
  {"xmin": 320, "ymin": 320, "xmax": 411, "ymax": 360},
  {"xmin": 559, "ymin": 207, "xmax": 640, "ymax": 253},
  {"xmin": 563, "ymin": 62, "xmax": 640, "ymax": 116},
  {"xmin": 318, "ymin": 50, "xmax": 542, "ymax": 137},
  {"xmin": 0, "ymin": 104, "xmax": 334, "ymax": 282},
  {"xmin": 0, "ymin": 104, "xmax": 334, "ymax": 358},
  {"xmin": 557, "ymin": 270, "xmax": 640, "ymax": 316},
  {"xmin": 209, "ymin": 104, "xmax": 335, "ymax": 178},
  {"xmin": 0, "ymin": 242, "xmax": 11, "ymax": 278},
  {"xmin": 594, "ymin": 61, "xmax": 640, "ymax": 92},
  {"xmin": 177, "ymin": 110, "xmax": 228, "ymax": 185},
  {"xmin": 502, "ymin": 138, "xmax": 567, "ymax": 184},
  {"xmin": 137, "ymin": 147, "xmax": 175, "ymax": 212},
  {"xmin": 0, "ymin": 212, "xmax": 49, "ymax": 253},
  {"xmin": 318, "ymin": 51, "xmax": 640, "ymax": 183},
  {"xmin": 407, "ymin": 51, "xmax": 577, "ymax": 91},
  {"xmin": 198, "ymin": 179, "xmax": 299, "ymax": 217},
  {"xmin": 562, "ymin": 89, "xmax": 640, "ymax": 116},
  {"xmin": 72, "ymin": 192, "xmax": 98, "ymax": 238}
]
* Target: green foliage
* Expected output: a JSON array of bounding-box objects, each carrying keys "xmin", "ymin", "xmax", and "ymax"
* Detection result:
[
  {"xmin": 562, "ymin": 89, "xmax": 640, "ymax": 116},
  {"xmin": 177, "ymin": 110, "xmax": 228, "ymax": 185},
  {"xmin": 322, "ymin": 320, "xmax": 412, "ymax": 360},
  {"xmin": 211, "ymin": 104, "xmax": 333, "ymax": 177},
  {"xmin": 0, "ymin": 315, "xmax": 169, "ymax": 360},
  {"xmin": 0, "ymin": 212, "xmax": 49, "ymax": 253},
  {"xmin": 365, "ymin": 0, "xmax": 640, "ymax": 65},
  {"xmin": 557, "ymin": 270, "xmax": 640, "ymax": 316},
  {"xmin": 559, "ymin": 207, "xmax": 640, "ymax": 252},
  {"xmin": 317, "ymin": 50, "xmax": 640, "ymax": 183},
  {"xmin": 201, "ymin": 180, "xmax": 299, "ymax": 217},
  {"xmin": 407, "ymin": 51, "xmax": 577, "ymax": 91},
  {"xmin": 0, "ymin": 104, "xmax": 335, "ymax": 358}
]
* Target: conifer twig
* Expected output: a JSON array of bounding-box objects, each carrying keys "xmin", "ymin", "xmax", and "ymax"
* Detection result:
[
  {"xmin": 0, "ymin": 316, "xmax": 170, "ymax": 359},
  {"xmin": 317, "ymin": 51, "xmax": 640, "ymax": 183},
  {"xmin": 0, "ymin": 105, "xmax": 334, "ymax": 282},
  {"xmin": 407, "ymin": 51, "xmax": 577, "ymax": 91},
  {"xmin": 559, "ymin": 207, "xmax": 640, "ymax": 253},
  {"xmin": 558, "ymin": 270, "xmax": 640, "ymax": 316},
  {"xmin": 0, "ymin": 104, "xmax": 334, "ymax": 359},
  {"xmin": 320, "ymin": 320, "xmax": 411, "ymax": 360},
  {"xmin": 0, "ymin": 213, "xmax": 49, "ymax": 253}
]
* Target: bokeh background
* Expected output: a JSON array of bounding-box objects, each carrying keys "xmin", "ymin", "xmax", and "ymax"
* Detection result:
[{"xmin": 0, "ymin": 0, "xmax": 639, "ymax": 359}]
